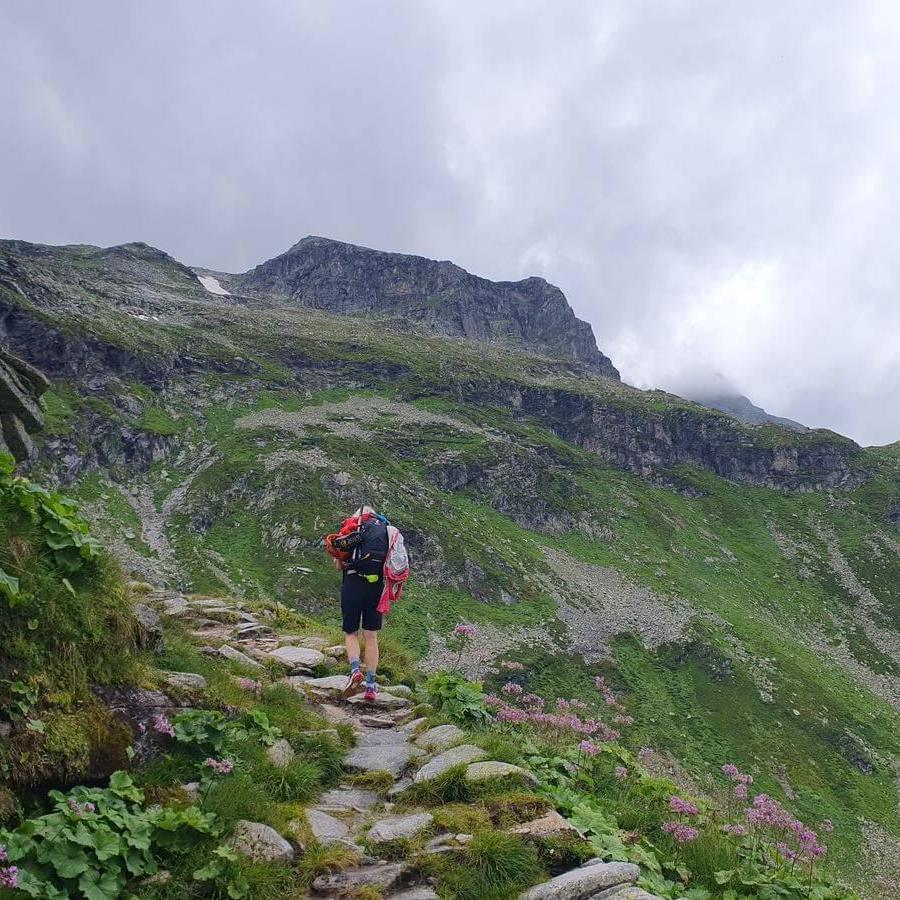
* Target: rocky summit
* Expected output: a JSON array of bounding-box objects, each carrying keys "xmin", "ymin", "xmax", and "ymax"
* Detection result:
[
  {"xmin": 0, "ymin": 234, "xmax": 899, "ymax": 896},
  {"xmin": 230, "ymin": 235, "xmax": 621, "ymax": 377}
]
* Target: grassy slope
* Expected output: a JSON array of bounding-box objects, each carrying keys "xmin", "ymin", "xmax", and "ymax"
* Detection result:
[{"xmin": 7, "ymin": 250, "xmax": 900, "ymax": 887}]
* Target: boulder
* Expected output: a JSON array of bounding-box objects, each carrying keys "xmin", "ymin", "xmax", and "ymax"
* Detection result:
[
  {"xmin": 413, "ymin": 744, "xmax": 487, "ymax": 783},
  {"xmin": 385, "ymin": 684, "xmax": 413, "ymax": 698},
  {"xmin": 312, "ymin": 862, "xmax": 408, "ymax": 895},
  {"xmin": 317, "ymin": 787, "xmax": 379, "ymax": 813},
  {"xmin": 265, "ymin": 738, "xmax": 295, "ymax": 768},
  {"xmin": 591, "ymin": 888, "xmax": 665, "ymax": 900},
  {"xmin": 297, "ymin": 636, "xmax": 332, "ymax": 649},
  {"xmin": 134, "ymin": 603, "xmax": 164, "ymax": 653},
  {"xmin": 307, "ymin": 808, "xmax": 351, "ymax": 845},
  {"xmin": 218, "ymin": 645, "xmax": 264, "ymax": 670},
  {"xmin": 368, "ymin": 812, "xmax": 433, "ymax": 843},
  {"xmin": 347, "ymin": 692, "xmax": 410, "ymax": 709},
  {"xmin": 346, "ymin": 741, "xmax": 417, "ymax": 778},
  {"xmin": 269, "ymin": 645, "xmax": 326, "ymax": 670},
  {"xmin": 414, "ymin": 724, "xmax": 464, "ymax": 751},
  {"xmin": 164, "ymin": 672, "xmax": 208, "ymax": 691},
  {"xmin": 230, "ymin": 820, "xmax": 294, "ymax": 862},
  {"xmin": 324, "ymin": 644, "xmax": 347, "ymax": 658},
  {"xmin": 387, "ymin": 889, "xmax": 439, "ymax": 900},
  {"xmin": 518, "ymin": 862, "xmax": 639, "ymax": 900},
  {"xmin": 465, "ymin": 761, "xmax": 538, "ymax": 785},
  {"xmin": 511, "ymin": 810, "xmax": 578, "ymax": 838}
]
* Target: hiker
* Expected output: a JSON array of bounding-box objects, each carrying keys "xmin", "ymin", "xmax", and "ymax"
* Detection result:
[
  {"xmin": 329, "ymin": 505, "xmax": 388, "ymax": 701},
  {"xmin": 325, "ymin": 504, "xmax": 410, "ymax": 702}
]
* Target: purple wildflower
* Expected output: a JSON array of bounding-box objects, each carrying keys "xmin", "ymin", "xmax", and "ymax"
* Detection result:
[
  {"xmin": 152, "ymin": 714, "xmax": 175, "ymax": 737},
  {"xmin": 662, "ymin": 821, "xmax": 699, "ymax": 844},
  {"xmin": 733, "ymin": 784, "xmax": 748, "ymax": 800},
  {"xmin": 669, "ymin": 796, "xmax": 699, "ymax": 816},
  {"xmin": 722, "ymin": 823, "xmax": 748, "ymax": 837},
  {"xmin": 452, "ymin": 623, "xmax": 476, "ymax": 638},
  {"xmin": 0, "ymin": 866, "xmax": 18, "ymax": 889},
  {"xmin": 501, "ymin": 682, "xmax": 523, "ymax": 695},
  {"xmin": 579, "ymin": 740, "xmax": 600, "ymax": 757},
  {"xmin": 615, "ymin": 766, "xmax": 628, "ymax": 781},
  {"xmin": 203, "ymin": 757, "xmax": 234, "ymax": 775},
  {"xmin": 238, "ymin": 678, "xmax": 262, "ymax": 694},
  {"xmin": 0, "ymin": 847, "xmax": 6, "ymax": 863}
]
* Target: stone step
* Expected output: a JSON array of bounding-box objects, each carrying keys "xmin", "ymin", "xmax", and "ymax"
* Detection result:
[
  {"xmin": 518, "ymin": 862, "xmax": 640, "ymax": 900},
  {"xmin": 412, "ymin": 744, "xmax": 487, "ymax": 783}
]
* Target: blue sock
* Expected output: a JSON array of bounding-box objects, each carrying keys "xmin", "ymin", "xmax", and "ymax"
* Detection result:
[
  {"xmin": 350, "ymin": 659, "xmax": 360, "ymax": 674},
  {"xmin": 365, "ymin": 670, "xmax": 376, "ymax": 687}
]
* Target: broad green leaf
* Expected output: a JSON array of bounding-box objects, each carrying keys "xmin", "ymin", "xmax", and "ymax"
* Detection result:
[
  {"xmin": 78, "ymin": 865, "xmax": 125, "ymax": 900},
  {"xmin": 48, "ymin": 840, "xmax": 91, "ymax": 878}
]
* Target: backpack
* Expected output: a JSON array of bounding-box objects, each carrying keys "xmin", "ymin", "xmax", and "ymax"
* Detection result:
[{"xmin": 376, "ymin": 525, "xmax": 409, "ymax": 615}]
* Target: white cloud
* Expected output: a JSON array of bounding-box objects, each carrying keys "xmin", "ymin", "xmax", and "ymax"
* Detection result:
[{"xmin": 0, "ymin": 0, "xmax": 898, "ymax": 444}]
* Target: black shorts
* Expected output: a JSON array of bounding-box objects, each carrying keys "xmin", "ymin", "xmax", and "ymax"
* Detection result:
[{"xmin": 341, "ymin": 574, "xmax": 384, "ymax": 633}]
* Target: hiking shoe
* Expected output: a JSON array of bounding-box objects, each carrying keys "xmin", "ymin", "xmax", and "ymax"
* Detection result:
[
  {"xmin": 341, "ymin": 670, "xmax": 365, "ymax": 699},
  {"xmin": 364, "ymin": 684, "xmax": 378, "ymax": 703}
]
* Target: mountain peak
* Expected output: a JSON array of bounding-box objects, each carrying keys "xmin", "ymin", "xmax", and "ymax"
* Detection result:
[{"xmin": 235, "ymin": 236, "xmax": 619, "ymax": 377}]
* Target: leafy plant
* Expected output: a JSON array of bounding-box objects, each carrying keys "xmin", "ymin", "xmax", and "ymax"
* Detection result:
[
  {"xmin": 424, "ymin": 671, "xmax": 491, "ymax": 726},
  {"xmin": 0, "ymin": 771, "xmax": 218, "ymax": 899},
  {"xmin": 0, "ymin": 454, "xmax": 100, "ymax": 575},
  {"xmin": 170, "ymin": 709, "xmax": 283, "ymax": 757},
  {"xmin": 192, "ymin": 844, "xmax": 249, "ymax": 898}
]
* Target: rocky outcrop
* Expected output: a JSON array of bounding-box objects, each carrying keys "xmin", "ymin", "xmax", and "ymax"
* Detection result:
[
  {"xmin": 0, "ymin": 345, "xmax": 49, "ymax": 463},
  {"xmin": 233, "ymin": 236, "xmax": 620, "ymax": 376}
]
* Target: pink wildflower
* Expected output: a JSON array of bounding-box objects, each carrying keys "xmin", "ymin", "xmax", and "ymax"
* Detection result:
[
  {"xmin": 669, "ymin": 796, "xmax": 699, "ymax": 816},
  {"xmin": 484, "ymin": 694, "xmax": 503, "ymax": 708},
  {"xmin": 733, "ymin": 784, "xmax": 748, "ymax": 800},
  {"xmin": 238, "ymin": 678, "xmax": 262, "ymax": 694},
  {"xmin": 203, "ymin": 757, "xmax": 234, "ymax": 775},
  {"xmin": 0, "ymin": 866, "xmax": 18, "ymax": 889},
  {"xmin": 613, "ymin": 714, "xmax": 634, "ymax": 727},
  {"xmin": 501, "ymin": 682, "xmax": 523, "ymax": 695},
  {"xmin": 497, "ymin": 707, "xmax": 528, "ymax": 723},
  {"xmin": 556, "ymin": 698, "xmax": 570, "ymax": 710},
  {"xmin": 776, "ymin": 841, "xmax": 798, "ymax": 862},
  {"xmin": 736, "ymin": 772, "xmax": 753, "ymax": 785},
  {"xmin": 662, "ymin": 821, "xmax": 699, "ymax": 844},
  {"xmin": 0, "ymin": 847, "xmax": 6, "ymax": 863},
  {"xmin": 501, "ymin": 660, "xmax": 524, "ymax": 671},
  {"xmin": 721, "ymin": 763, "xmax": 739, "ymax": 778},
  {"xmin": 722, "ymin": 823, "xmax": 748, "ymax": 837},
  {"xmin": 579, "ymin": 740, "xmax": 600, "ymax": 757},
  {"xmin": 152, "ymin": 714, "xmax": 175, "ymax": 737},
  {"xmin": 84, "ymin": 802, "xmax": 95, "ymax": 813},
  {"xmin": 615, "ymin": 766, "xmax": 628, "ymax": 781},
  {"xmin": 522, "ymin": 693, "xmax": 544, "ymax": 708},
  {"xmin": 452, "ymin": 623, "xmax": 476, "ymax": 638},
  {"xmin": 569, "ymin": 699, "xmax": 588, "ymax": 710}
]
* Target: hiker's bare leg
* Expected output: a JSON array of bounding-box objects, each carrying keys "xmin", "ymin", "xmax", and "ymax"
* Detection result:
[
  {"xmin": 345, "ymin": 631, "xmax": 361, "ymax": 663},
  {"xmin": 363, "ymin": 630, "xmax": 379, "ymax": 674}
]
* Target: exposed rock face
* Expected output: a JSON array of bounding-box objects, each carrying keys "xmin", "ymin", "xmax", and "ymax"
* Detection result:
[
  {"xmin": 233, "ymin": 236, "xmax": 620, "ymax": 377},
  {"xmin": 682, "ymin": 389, "xmax": 808, "ymax": 433},
  {"xmin": 0, "ymin": 346, "xmax": 48, "ymax": 462}
]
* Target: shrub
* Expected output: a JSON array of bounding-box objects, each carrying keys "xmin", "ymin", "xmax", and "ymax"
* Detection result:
[
  {"xmin": 0, "ymin": 772, "xmax": 217, "ymax": 899},
  {"xmin": 424, "ymin": 672, "xmax": 491, "ymax": 727},
  {"xmin": 438, "ymin": 830, "xmax": 543, "ymax": 899},
  {"xmin": 203, "ymin": 773, "xmax": 270, "ymax": 826},
  {"xmin": 257, "ymin": 758, "xmax": 323, "ymax": 803}
]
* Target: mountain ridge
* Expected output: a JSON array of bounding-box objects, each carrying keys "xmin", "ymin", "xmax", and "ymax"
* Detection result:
[{"xmin": 230, "ymin": 235, "xmax": 621, "ymax": 377}]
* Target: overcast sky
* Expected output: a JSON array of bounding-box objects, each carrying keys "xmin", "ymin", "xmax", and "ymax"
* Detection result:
[{"xmin": 2, "ymin": 2, "xmax": 899, "ymax": 445}]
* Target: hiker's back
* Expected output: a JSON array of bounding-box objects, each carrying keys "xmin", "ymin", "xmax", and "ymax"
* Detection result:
[{"xmin": 349, "ymin": 519, "xmax": 389, "ymax": 577}]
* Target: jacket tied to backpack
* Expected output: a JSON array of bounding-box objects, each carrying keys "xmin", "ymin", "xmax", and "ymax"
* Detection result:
[{"xmin": 325, "ymin": 512, "xmax": 409, "ymax": 614}]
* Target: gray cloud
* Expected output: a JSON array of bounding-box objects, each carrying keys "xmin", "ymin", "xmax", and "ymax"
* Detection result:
[{"xmin": 2, "ymin": 1, "xmax": 898, "ymax": 444}]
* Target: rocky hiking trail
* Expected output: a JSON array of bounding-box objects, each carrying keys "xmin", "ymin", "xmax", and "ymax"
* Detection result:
[{"xmin": 145, "ymin": 590, "xmax": 660, "ymax": 899}]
